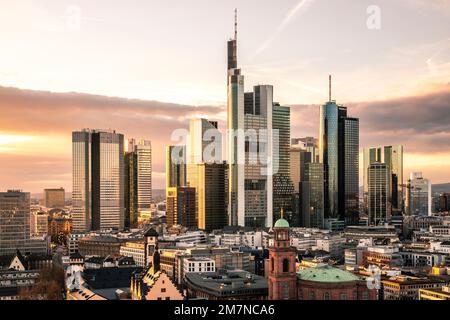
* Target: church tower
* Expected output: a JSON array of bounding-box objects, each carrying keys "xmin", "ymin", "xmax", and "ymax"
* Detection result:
[
  {"xmin": 144, "ymin": 228, "xmax": 159, "ymax": 266},
  {"xmin": 268, "ymin": 210, "xmax": 297, "ymax": 300}
]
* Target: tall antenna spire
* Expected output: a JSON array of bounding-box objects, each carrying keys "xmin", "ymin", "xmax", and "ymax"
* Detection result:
[
  {"xmin": 329, "ymin": 74, "xmax": 332, "ymax": 101},
  {"xmin": 234, "ymin": 8, "xmax": 238, "ymax": 40}
]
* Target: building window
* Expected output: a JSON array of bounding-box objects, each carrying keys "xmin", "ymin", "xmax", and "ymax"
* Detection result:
[
  {"xmin": 161, "ymin": 288, "xmax": 166, "ymax": 293},
  {"xmin": 323, "ymin": 292, "xmax": 330, "ymax": 300},
  {"xmin": 340, "ymin": 293, "xmax": 347, "ymax": 300},
  {"xmin": 309, "ymin": 291, "xmax": 315, "ymax": 300},
  {"xmin": 271, "ymin": 257, "xmax": 274, "ymax": 272},
  {"xmin": 283, "ymin": 258, "xmax": 289, "ymax": 273}
]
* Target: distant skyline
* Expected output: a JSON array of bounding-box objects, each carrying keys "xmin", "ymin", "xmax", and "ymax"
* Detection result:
[{"xmin": 0, "ymin": 0, "xmax": 450, "ymax": 192}]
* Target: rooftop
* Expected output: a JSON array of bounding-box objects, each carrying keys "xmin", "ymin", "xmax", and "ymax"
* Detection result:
[{"xmin": 297, "ymin": 265, "xmax": 360, "ymax": 283}]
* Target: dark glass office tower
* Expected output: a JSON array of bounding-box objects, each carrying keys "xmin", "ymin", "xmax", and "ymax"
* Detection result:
[
  {"xmin": 272, "ymin": 103, "xmax": 294, "ymax": 224},
  {"xmin": 319, "ymin": 97, "xmax": 359, "ymax": 225}
]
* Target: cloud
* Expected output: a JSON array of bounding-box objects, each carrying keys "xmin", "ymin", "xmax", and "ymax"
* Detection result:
[{"xmin": 1, "ymin": 84, "xmax": 450, "ymax": 192}]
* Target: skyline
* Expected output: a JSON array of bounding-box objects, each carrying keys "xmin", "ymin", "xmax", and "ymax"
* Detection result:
[{"xmin": 0, "ymin": 0, "xmax": 450, "ymax": 193}]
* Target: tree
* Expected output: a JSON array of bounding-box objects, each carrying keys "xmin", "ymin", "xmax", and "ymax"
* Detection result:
[{"xmin": 19, "ymin": 266, "xmax": 65, "ymax": 300}]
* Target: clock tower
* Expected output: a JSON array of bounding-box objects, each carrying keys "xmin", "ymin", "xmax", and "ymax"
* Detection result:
[{"xmin": 268, "ymin": 210, "xmax": 297, "ymax": 300}]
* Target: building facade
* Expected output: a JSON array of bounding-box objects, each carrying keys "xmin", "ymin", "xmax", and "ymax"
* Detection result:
[
  {"xmin": 367, "ymin": 162, "xmax": 391, "ymax": 225},
  {"xmin": 319, "ymin": 96, "xmax": 359, "ymax": 225},
  {"xmin": 72, "ymin": 129, "xmax": 125, "ymax": 232},
  {"xmin": 406, "ymin": 172, "xmax": 431, "ymax": 216},
  {"xmin": 44, "ymin": 188, "xmax": 65, "ymax": 208}
]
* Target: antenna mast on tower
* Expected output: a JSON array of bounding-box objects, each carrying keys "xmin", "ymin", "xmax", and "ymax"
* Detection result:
[
  {"xmin": 234, "ymin": 8, "xmax": 238, "ymax": 40},
  {"xmin": 329, "ymin": 75, "xmax": 332, "ymax": 101}
]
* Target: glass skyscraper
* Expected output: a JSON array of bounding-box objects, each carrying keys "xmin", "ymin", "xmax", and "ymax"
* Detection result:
[
  {"xmin": 319, "ymin": 100, "xmax": 359, "ymax": 224},
  {"xmin": 227, "ymin": 15, "xmax": 273, "ymax": 228},
  {"xmin": 125, "ymin": 139, "xmax": 152, "ymax": 229},
  {"xmin": 406, "ymin": 172, "xmax": 431, "ymax": 216},
  {"xmin": 367, "ymin": 162, "xmax": 390, "ymax": 225},
  {"xmin": 72, "ymin": 129, "xmax": 124, "ymax": 232},
  {"xmin": 272, "ymin": 104, "xmax": 294, "ymax": 224},
  {"xmin": 363, "ymin": 145, "xmax": 403, "ymax": 216}
]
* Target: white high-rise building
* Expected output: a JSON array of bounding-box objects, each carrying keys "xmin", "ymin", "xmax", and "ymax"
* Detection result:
[{"xmin": 226, "ymin": 12, "xmax": 273, "ymax": 228}]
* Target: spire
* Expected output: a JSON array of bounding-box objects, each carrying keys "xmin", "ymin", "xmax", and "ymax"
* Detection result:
[
  {"xmin": 329, "ymin": 74, "xmax": 332, "ymax": 101},
  {"xmin": 234, "ymin": 8, "xmax": 238, "ymax": 40}
]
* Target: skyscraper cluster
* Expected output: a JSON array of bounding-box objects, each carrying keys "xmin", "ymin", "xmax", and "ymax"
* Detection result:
[{"xmin": 72, "ymin": 129, "xmax": 152, "ymax": 232}]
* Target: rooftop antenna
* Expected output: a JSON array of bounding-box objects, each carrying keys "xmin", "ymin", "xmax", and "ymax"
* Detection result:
[
  {"xmin": 329, "ymin": 74, "xmax": 332, "ymax": 101},
  {"xmin": 234, "ymin": 8, "xmax": 238, "ymax": 40}
]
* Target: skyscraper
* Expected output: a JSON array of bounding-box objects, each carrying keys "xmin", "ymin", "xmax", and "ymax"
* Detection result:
[
  {"xmin": 406, "ymin": 172, "xmax": 431, "ymax": 216},
  {"xmin": 363, "ymin": 145, "xmax": 403, "ymax": 215},
  {"xmin": 300, "ymin": 163, "xmax": 325, "ymax": 228},
  {"xmin": 243, "ymin": 85, "xmax": 274, "ymax": 228},
  {"xmin": 272, "ymin": 103, "xmax": 294, "ymax": 224},
  {"xmin": 72, "ymin": 129, "xmax": 125, "ymax": 232},
  {"xmin": 125, "ymin": 139, "xmax": 152, "ymax": 229},
  {"xmin": 367, "ymin": 162, "xmax": 391, "ymax": 225},
  {"xmin": 227, "ymin": 12, "xmax": 273, "ymax": 228},
  {"xmin": 186, "ymin": 118, "xmax": 228, "ymax": 231},
  {"xmin": 319, "ymin": 78, "xmax": 359, "ymax": 225},
  {"xmin": 166, "ymin": 186, "xmax": 196, "ymax": 229},
  {"xmin": 227, "ymin": 10, "xmax": 245, "ymax": 227},
  {"xmin": 166, "ymin": 145, "xmax": 186, "ymax": 189},
  {"xmin": 188, "ymin": 118, "xmax": 222, "ymax": 164},
  {"xmin": 0, "ymin": 190, "xmax": 31, "ymax": 255}
]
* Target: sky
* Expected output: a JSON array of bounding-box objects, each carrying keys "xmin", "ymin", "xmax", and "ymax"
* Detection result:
[{"xmin": 0, "ymin": 0, "xmax": 449, "ymax": 193}]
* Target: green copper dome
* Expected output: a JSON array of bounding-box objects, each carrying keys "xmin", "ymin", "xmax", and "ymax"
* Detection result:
[
  {"xmin": 274, "ymin": 218, "xmax": 290, "ymax": 228},
  {"xmin": 297, "ymin": 265, "xmax": 360, "ymax": 283}
]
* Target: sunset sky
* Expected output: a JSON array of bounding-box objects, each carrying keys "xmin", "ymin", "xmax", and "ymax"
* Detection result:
[{"xmin": 0, "ymin": 0, "xmax": 450, "ymax": 193}]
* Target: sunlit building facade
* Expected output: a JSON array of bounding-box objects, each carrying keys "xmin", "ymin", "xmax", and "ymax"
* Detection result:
[
  {"xmin": 406, "ymin": 172, "xmax": 431, "ymax": 216},
  {"xmin": 72, "ymin": 129, "xmax": 124, "ymax": 232},
  {"xmin": 367, "ymin": 162, "xmax": 391, "ymax": 225}
]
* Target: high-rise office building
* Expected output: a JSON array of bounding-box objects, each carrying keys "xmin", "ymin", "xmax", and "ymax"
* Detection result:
[
  {"xmin": 291, "ymin": 137, "xmax": 319, "ymax": 163},
  {"xmin": 300, "ymin": 163, "xmax": 325, "ymax": 228},
  {"xmin": 166, "ymin": 187, "xmax": 196, "ymax": 229},
  {"xmin": 0, "ymin": 190, "xmax": 31, "ymax": 254},
  {"xmin": 188, "ymin": 118, "xmax": 222, "ymax": 164},
  {"xmin": 272, "ymin": 103, "xmax": 294, "ymax": 224},
  {"xmin": 243, "ymin": 85, "xmax": 274, "ymax": 228},
  {"xmin": 166, "ymin": 145, "xmax": 186, "ymax": 189},
  {"xmin": 72, "ymin": 129, "xmax": 125, "ymax": 232},
  {"xmin": 44, "ymin": 188, "xmax": 65, "ymax": 208},
  {"xmin": 406, "ymin": 172, "xmax": 431, "ymax": 216},
  {"xmin": 187, "ymin": 163, "xmax": 228, "ymax": 231},
  {"xmin": 363, "ymin": 145, "xmax": 403, "ymax": 216},
  {"xmin": 319, "ymin": 79, "xmax": 359, "ymax": 225},
  {"xmin": 367, "ymin": 163, "xmax": 391, "ymax": 225},
  {"xmin": 124, "ymin": 139, "xmax": 152, "ymax": 229},
  {"xmin": 227, "ymin": 12, "xmax": 273, "ymax": 228}
]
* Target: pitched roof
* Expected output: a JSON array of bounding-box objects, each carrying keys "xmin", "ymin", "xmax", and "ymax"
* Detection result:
[{"xmin": 144, "ymin": 228, "xmax": 159, "ymax": 237}]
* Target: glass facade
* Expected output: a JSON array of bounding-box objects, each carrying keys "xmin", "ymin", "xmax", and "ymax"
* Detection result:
[
  {"xmin": 300, "ymin": 163, "xmax": 325, "ymax": 228},
  {"xmin": 368, "ymin": 162, "xmax": 391, "ymax": 225},
  {"xmin": 363, "ymin": 145, "xmax": 403, "ymax": 216},
  {"xmin": 320, "ymin": 102, "xmax": 339, "ymax": 220},
  {"xmin": 72, "ymin": 129, "xmax": 124, "ymax": 232},
  {"xmin": 0, "ymin": 191, "xmax": 30, "ymax": 255},
  {"xmin": 272, "ymin": 104, "xmax": 294, "ymax": 224},
  {"xmin": 406, "ymin": 172, "xmax": 431, "ymax": 216}
]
